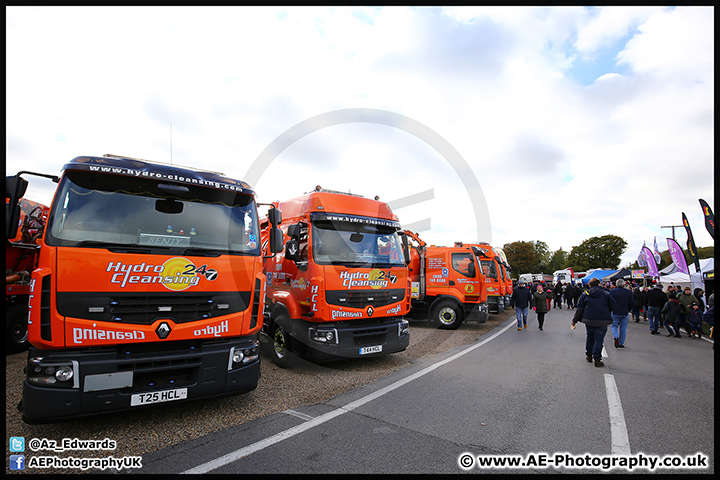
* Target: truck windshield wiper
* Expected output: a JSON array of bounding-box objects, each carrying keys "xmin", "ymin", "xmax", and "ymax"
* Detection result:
[
  {"xmin": 76, "ymin": 240, "xmax": 151, "ymax": 254},
  {"xmin": 181, "ymin": 248, "xmax": 225, "ymax": 257}
]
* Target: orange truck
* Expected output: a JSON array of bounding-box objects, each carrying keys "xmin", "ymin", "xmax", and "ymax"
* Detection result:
[
  {"xmin": 465, "ymin": 242, "xmax": 512, "ymax": 315},
  {"xmin": 260, "ymin": 186, "xmax": 410, "ymax": 367},
  {"xmin": 401, "ymin": 231, "xmax": 488, "ymax": 329},
  {"xmin": 5, "ymin": 155, "xmax": 282, "ymax": 423},
  {"xmin": 5, "ymin": 198, "xmax": 49, "ymax": 353}
]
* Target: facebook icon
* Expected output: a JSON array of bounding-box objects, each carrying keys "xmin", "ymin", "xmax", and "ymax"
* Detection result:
[{"xmin": 10, "ymin": 455, "xmax": 25, "ymax": 471}]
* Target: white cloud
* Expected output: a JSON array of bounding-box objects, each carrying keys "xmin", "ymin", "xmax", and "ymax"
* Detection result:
[{"xmin": 6, "ymin": 6, "xmax": 714, "ymax": 269}]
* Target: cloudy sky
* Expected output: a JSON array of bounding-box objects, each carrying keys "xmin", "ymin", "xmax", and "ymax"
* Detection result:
[{"xmin": 6, "ymin": 6, "xmax": 714, "ymax": 269}]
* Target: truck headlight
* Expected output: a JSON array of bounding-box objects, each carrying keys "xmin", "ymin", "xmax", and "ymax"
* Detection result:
[
  {"xmin": 26, "ymin": 357, "xmax": 79, "ymax": 388},
  {"xmin": 398, "ymin": 320, "xmax": 410, "ymax": 337},
  {"xmin": 228, "ymin": 342, "xmax": 259, "ymax": 370},
  {"xmin": 55, "ymin": 366, "xmax": 74, "ymax": 382},
  {"xmin": 308, "ymin": 327, "xmax": 338, "ymax": 344}
]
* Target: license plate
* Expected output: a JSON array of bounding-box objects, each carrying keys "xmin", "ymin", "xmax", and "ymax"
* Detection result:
[
  {"xmin": 359, "ymin": 345, "xmax": 382, "ymax": 355},
  {"xmin": 130, "ymin": 388, "xmax": 187, "ymax": 406}
]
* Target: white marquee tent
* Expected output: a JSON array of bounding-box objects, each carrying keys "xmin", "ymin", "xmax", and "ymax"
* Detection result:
[{"xmin": 658, "ymin": 258, "xmax": 714, "ymax": 291}]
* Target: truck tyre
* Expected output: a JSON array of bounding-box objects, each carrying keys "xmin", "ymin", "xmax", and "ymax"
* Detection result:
[
  {"xmin": 6, "ymin": 303, "xmax": 29, "ymax": 354},
  {"xmin": 270, "ymin": 322, "xmax": 298, "ymax": 368},
  {"xmin": 430, "ymin": 300, "xmax": 463, "ymax": 330}
]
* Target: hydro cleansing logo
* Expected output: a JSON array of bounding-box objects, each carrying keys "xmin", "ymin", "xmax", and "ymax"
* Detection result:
[{"xmin": 245, "ymin": 108, "xmax": 491, "ymax": 243}]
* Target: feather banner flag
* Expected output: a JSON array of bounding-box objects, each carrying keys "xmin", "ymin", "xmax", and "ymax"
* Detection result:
[
  {"xmin": 667, "ymin": 238, "xmax": 689, "ymax": 275},
  {"xmin": 682, "ymin": 212, "xmax": 701, "ymax": 273},
  {"xmin": 642, "ymin": 246, "xmax": 659, "ymax": 277},
  {"xmin": 637, "ymin": 242, "xmax": 648, "ymax": 267},
  {"xmin": 653, "ymin": 237, "xmax": 662, "ymax": 264},
  {"xmin": 699, "ymin": 199, "xmax": 714, "ymax": 239}
]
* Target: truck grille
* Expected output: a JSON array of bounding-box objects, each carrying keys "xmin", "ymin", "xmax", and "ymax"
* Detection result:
[
  {"xmin": 56, "ymin": 291, "xmax": 251, "ymax": 325},
  {"xmin": 326, "ymin": 289, "xmax": 405, "ymax": 309},
  {"xmin": 109, "ymin": 296, "xmax": 214, "ymax": 325}
]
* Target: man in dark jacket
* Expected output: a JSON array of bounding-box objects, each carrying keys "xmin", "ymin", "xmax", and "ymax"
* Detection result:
[
  {"xmin": 610, "ymin": 279, "xmax": 634, "ymax": 348},
  {"xmin": 645, "ymin": 283, "xmax": 668, "ymax": 334},
  {"xmin": 553, "ymin": 282, "xmax": 563, "ymax": 309},
  {"xmin": 572, "ymin": 277, "xmax": 615, "ymax": 367},
  {"xmin": 510, "ymin": 280, "xmax": 534, "ymax": 330}
]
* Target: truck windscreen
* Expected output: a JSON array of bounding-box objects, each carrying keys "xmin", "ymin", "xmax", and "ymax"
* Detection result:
[
  {"xmin": 46, "ymin": 170, "xmax": 260, "ymax": 255},
  {"xmin": 312, "ymin": 220, "xmax": 405, "ymax": 267}
]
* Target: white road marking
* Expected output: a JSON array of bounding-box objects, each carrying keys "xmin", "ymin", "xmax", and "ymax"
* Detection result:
[
  {"xmin": 182, "ymin": 320, "xmax": 516, "ymax": 474},
  {"xmin": 604, "ymin": 374, "xmax": 631, "ymax": 455},
  {"xmin": 283, "ymin": 409, "xmax": 314, "ymax": 421}
]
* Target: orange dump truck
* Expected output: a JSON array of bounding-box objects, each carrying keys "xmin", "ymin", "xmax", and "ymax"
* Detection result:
[
  {"xmin": 6, "ymin": 155, "xmax": 282, "ymax": 423},
  {"xmin": 402, "ymin": 231, "xmax": 488, "ymax": 329},
  {"xmin": 261, "ymin": 187, "xmax": 410, "ymax": 367},
  {"xmin": 5, "ymin": 198, "xmax": 49, "ymax": 353}
]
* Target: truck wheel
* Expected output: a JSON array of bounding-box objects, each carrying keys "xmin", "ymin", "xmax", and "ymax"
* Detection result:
[
  {"xmin": 6, "ymin": 303, "xmax": 29, "ymax": 354},
  {"xmin": 271, "ymin": 322, "xmax": 297, "ymax": 368},
  {"xmin": 431, "ymin": 300, "xmax": 463, "ymax": 330}
]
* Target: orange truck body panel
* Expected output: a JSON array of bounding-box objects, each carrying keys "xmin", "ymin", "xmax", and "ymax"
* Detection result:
[
  {"xmin": 404, "ymin": 231, "xmax": 489, "ymax": 328},
  {"xmin": 466, "ymin": 243, "xmax": 512, "ymax": 314},
  {"xmin": 262, "ymin": 189, "xmax": 410, "ymax": 361},
  {"xmin": 11, "ymin": 155, "xmax": 266, "ymax": 423}
]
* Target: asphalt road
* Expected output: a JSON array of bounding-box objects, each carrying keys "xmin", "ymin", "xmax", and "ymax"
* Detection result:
[{"xmin": 133, "ymin": 307, "xmax": 715, "ymax": 474}]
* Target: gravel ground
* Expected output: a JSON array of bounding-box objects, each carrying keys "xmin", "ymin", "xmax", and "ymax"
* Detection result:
[{"xmin": 5, "ymin": 310, "xmax": 512, "ymax": 474}]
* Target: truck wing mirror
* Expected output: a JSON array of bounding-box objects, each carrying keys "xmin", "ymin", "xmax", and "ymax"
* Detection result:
[
  {"xmin": 268, "ymin": 207, "xmax": 282, "ymax": 227},
  {"xmin": 6, "ymin": 175, "xmax": 29, "ymax": 239},
  {"xmin": 286, "ymin": 223, "xmax": 300, "ymax": 239},
  {"xmin": 269, "ymin": 226, "xmax": 284, "ymax": 254}
]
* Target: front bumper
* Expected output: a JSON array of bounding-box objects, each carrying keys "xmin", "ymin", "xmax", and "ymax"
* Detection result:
[
  {"xmin": 19, "ymin": 338, "xmax": 260, "ymax": 424},
  {"xmin": 285, "ymin": 316, "xmax": 410, "ymax": 361}
]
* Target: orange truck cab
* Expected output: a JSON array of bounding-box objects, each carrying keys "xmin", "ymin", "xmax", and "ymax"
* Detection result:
[
  {"xmin": 6, "ymin": 155, "xmax": 282, "ymax": 423},
  {"xmin": 495, "ymin": 247, "xmax": 513, "ymax": 309},
  {"xmin": 261, "ymin": 187, "xmax": 410, "ymax": 367},
  {"xmin": 466, "ymin": 242, "xmax": 511, "ymax": 315},
  {"xmin": 402, "ymin": 231, "xmax": 489, "ymax": 329}
]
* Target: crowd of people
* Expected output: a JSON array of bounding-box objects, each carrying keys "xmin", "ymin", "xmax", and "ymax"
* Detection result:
[{"xmin": 510, "ymin": 277, "xmax": 715, "ymax": 367}]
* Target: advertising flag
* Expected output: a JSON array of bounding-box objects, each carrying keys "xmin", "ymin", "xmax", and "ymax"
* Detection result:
[
  {"xmin": 637, "ymin": 242, "xmax": 647, "ymax": 267},
  {"xmin": 667, "ymin": 238, "xmax": 689, "ymax": 275},
  {"xmin": 653, "ymin": 237, "xmax": 662, "ymax": 264},
  {"xmin": 681, "ymin": 212, "xmax": 701, "ymax": 272},
  {"xmin": 699, "ymin": 199, "xmax": 714, "ymax": 239},
  {"xmin": 642, "ymin": 246, "xmax": 659, "ymax": 277}
]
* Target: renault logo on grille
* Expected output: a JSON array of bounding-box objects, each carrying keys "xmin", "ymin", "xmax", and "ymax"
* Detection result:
[
  {"xmin": 156, "ymin": 322, "xmax": 172, "ymax": 340},
  {"xmin": 366, "ymin": 306, "xmax": 374, "ymax": 317}
]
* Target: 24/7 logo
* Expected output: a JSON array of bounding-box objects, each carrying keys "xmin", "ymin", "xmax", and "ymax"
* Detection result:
[{"xmin": 106, "ymin": 257, "xmax": 218, "ymax": 291}]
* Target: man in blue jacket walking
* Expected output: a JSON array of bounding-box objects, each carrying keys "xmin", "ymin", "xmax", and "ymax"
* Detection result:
[
  {"xmin": 610, "ymin": 279, "xmax": 634, "ymax": 348},
  {"xmin": 572, "ymin": 277, "xmax": 616, "ymax": 367},
  {"xmin": 510, "ymin": 280, "xmax": 534, "ymax": 330}
]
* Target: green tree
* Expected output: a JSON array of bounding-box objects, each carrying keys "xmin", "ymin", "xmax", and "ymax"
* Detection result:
[
  {"xmin": 503, "ymin": 241, "xmax": 538, "ymax": 275},
  {"xmin": 568, "ymin": 235, "xmax": 628, "ymax": 271},
  {"xmin": 548, "ymin": 248, "xmax": 568, "ymax": 272},
  {"xmin": 531, "ymin": 240, "xmax": 551, "ymax": 273}
]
